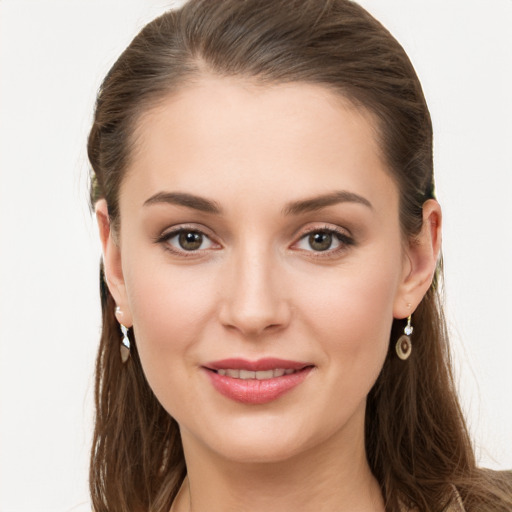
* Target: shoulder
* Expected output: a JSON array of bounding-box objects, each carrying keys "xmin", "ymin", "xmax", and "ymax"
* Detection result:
[
  {"xmin": 452, "ymin": 469, "xmax": 512, "ymax": 512},
  {"xmin": 481, "ymin": 468, "xmax": 512, "ymax": 489},
  {"xmin": 402, "ymin": 471, "xmax": 512, "ymax": 512},
  {"xmin": 448, "ymin": 485, "xmax": 465, "ymax": 512}
]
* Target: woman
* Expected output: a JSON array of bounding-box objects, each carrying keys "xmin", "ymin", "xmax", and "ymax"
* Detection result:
[{"xmin": 88, "ymin": 0, "xmax": 512, "ymax": 510}]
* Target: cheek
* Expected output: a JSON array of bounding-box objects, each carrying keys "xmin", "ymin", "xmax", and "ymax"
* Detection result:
[
  {"xmin": 297, "ymin": 253, "xmax": 401, "ymax": 369},
  {"xmin": 122, "ymin": 255, "xmax": 218, "ymax": 390},
  {"xmin": 126, "ymin": 246, "xmax": 215, "ymax": 327}
]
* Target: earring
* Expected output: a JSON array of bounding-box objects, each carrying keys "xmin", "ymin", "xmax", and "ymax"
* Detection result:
[
  {"xmin": 115, "ymin": 306, "xmax": 131, "ymax": 363},
  {"xmin": 396, "ymin": 315, "xmax": 413, "ymax": 360},
  {"xmin": 120, "ymin": 323, "xmax": 131, "ymax": 363}
]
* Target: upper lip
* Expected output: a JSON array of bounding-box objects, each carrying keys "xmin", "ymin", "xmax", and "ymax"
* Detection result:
[{"xmin": 204, "ymin": 358, "xmax": 312, "ymax": 371}]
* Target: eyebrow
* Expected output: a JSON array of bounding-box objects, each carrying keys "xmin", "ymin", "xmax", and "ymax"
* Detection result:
[
  {"xmin": 283, "ymin": 191, "xmax": 373, "ymax": 215},
  {"xmin": 143, "ymin": 190, "xmax": 372, "ymax": 216},
  {"xmin": 143, "ymin": 191, "xmax": 222, "ymax": 214}
]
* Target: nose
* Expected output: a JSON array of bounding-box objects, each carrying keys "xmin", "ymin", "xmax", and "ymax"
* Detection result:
[{"xmin": 218, "ymin": 247, "xmax": 291, "ymax": 338}]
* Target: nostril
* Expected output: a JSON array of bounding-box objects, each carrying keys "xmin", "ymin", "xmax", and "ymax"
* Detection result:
[{"xmin": 217, "ymin": 277, "xmax": 291, "ymax": 337}]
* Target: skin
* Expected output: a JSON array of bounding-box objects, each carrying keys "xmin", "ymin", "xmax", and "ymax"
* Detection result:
[{"xmin": 97, "ymin": 77, "xmax": 441, "ymax": 512}]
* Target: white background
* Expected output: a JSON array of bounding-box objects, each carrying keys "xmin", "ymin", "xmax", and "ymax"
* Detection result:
[{"xmin": 0, "ymin": 1, "xmax": 510, "ymax": 511}]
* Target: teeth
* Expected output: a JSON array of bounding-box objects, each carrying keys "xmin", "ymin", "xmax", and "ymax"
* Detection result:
[
  {"xmin": 255, "ymin": 370, "xmax": 274, "ymax": 380},
  {"xmin": 216, "ymin": 368, "xmax": 296, "ymax": 380}
]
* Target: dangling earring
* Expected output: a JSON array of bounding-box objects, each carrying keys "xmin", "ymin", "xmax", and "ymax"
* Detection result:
[
  {"xmin": 120, "ymin": 323, "xmax": 131, "ymax": 363},
  {"xmin": 115, "ymin": 306, "xmax": 131, "ymax": 363},
  {"xmin": 396, "ymin": 315, "xmax": 413, "ymax": 360}
]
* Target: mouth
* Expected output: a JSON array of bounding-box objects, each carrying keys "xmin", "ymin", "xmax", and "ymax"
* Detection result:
[
  {"xmin": 213, "ymin": 368, "xmax": 299, "ymax": 379},
  {"xmin": 203, "ymin": 358, "xmax": 314, "ymax": 404}
]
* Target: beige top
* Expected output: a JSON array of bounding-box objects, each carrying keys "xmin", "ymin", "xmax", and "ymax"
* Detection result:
[
  {"xmin": 450, "ymin": 487, "xmax": 466, "ymax": 511},
  {"xmin": 402, "ymin": 486, "xmax": 465, "ymax": 512},
  {"xmin": 443, "ymin": 486, "xmax": 466, "ymax": 512}
]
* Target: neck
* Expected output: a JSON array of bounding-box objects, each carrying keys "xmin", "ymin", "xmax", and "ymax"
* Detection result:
[{"xmin": 173, "ymin": 414, "xmax": 384, "ymax": 512}]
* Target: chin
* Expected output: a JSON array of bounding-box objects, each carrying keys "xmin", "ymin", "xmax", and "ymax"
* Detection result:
[
  {"xmin": 214, "ymin": 436, "xmax": 310, "ymax": 465},
  {"xmin": 187, "ymin": 411, "xmax": 343, "ymax": 466}
]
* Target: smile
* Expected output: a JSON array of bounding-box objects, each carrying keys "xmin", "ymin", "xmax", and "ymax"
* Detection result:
[
  {"xmin": 215, "ymin": 368, "xmax": 297, "ymax": 379},
  {"xmin": 203, "ymin": 358, "xmax": 314, "ymax": 405}
]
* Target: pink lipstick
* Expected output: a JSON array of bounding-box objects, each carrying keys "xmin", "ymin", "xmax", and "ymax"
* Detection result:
[{"xmin": 203, "ymin": 358, "xmax": 313, "ymax": 405}]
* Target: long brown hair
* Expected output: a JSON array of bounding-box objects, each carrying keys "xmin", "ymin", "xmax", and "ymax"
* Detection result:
[{"xmin": 87, "ymin": 1, "xmax": 512, "ymax": 510}]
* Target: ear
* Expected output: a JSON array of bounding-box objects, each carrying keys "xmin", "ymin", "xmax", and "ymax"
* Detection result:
[
  {"xmin": 393, "ymin": 199, "xmax": 442, "ymax": 319},
  {"xmin": 95, "ymin": 199, "xmax": 133, "ymax": 327}
]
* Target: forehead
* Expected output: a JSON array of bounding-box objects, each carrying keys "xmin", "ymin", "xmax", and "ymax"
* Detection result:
[{"xmin": 122, "ymin": 77, "xmax": 397, "ymax": 213}]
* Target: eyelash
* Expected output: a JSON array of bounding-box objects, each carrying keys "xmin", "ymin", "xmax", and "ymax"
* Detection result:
[
  {"xmin": 154, "ymin": 224, "xmax": 354, "ymax": 258},
  {"xmin": 293, "ymin": 225, "xmax": 355, "ymax": 258},
  {"xmin": 154, "ymin": 225, "xmax": 220, "ymax": 258}
]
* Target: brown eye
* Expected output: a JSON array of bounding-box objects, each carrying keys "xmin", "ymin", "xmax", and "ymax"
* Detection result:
[
  {"xmin": 178, "ymin": 231, "xmax": 204, "ymax": 251},
  {"xmin": 308, "ymin": 231, "xmax": 333, "ymax": 251},
  {"xmin": 159, "ymin": 228, "xmax": 216, "ymax": 253},
  {"xmin": 293, "ymin": 227, "xmax": 354, "ymax": 255}
]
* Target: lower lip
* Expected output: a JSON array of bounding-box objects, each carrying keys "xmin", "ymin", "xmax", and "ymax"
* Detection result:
[
  {"xmin": 204, "ymin": 367, "xmax": 313, "ymax": 405},
  {"xmin": 206, "ymin": 366, "xmax": 313, "ymax": 405}
]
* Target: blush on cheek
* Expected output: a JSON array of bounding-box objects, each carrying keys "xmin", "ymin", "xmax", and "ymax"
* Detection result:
[
  {"xmin": 125, "ymin": 266, "xmax": 216, "ymax": 370},
  {"xmin": 301, "ymin": 271, "xmax": 396, "ymax": 366},
  {"xmin": 306, "ymin": 275, "xmax": 396, "ymax": 325}
]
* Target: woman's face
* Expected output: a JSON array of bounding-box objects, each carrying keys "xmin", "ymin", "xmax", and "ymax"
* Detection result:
[{"xmin": 104, "ymin": 78, "xmax": 425, "ymax": 464}]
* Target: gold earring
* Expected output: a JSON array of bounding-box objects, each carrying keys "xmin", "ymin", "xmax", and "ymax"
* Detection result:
[{"xmin": 396, "ymin": 315, "xmax": 413, "ymax": 360}]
